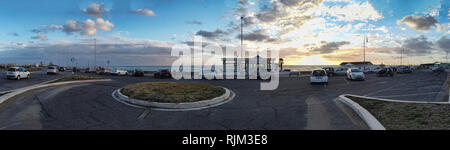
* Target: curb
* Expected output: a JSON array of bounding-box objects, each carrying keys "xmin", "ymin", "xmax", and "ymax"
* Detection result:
[
  {"xmin": 0, "ymin": 79, "xmax": 111, "ymax": 105},
  {"xmin": 337, "ymin": 95, "xmax": 386, "ymax": 130},
  {"xmin": 344, "ymin": 94, "xmax": 450, "ymax": 104},
  {"xmin": 112, "ymin": 87, "xmax": 234, "ymax": 111}
]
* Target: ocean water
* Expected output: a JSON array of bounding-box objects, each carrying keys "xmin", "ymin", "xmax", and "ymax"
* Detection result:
[{"xmin": 113, "ymin": 65, "xmax": 338, "ymax": 72}]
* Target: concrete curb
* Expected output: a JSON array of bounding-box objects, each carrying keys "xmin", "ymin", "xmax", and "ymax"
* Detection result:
[
  {"xmin": 112, "ymin": 87, "xmax": 234, "ymax": 111},
  {"xmin": 337, "ymin": 95, "xmax": 386, "ymax": 130},
  {"xmin": 0, "ymin": 79, "xmax": 111, "ymax": 105},
  {"xmin": 344, "ymin": 94, "xmax": 450, "ymax": 104}
]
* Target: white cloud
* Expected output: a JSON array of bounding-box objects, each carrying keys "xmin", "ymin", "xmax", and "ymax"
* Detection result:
[
  {"xmin": 312, "ymin": 1, "xmax": 383, "ymax": 22},
  {"xmin": 82, "ymin": 3, "xmax": 105, "ymax": 18},
  {"xmin": 82, "ymin": 19, "xmax": 96, "ymax": 36},
  {"xmin": 131, "ymin": 9, "xmax": 155, "ymax": 16},
  {"xmin": 96, "ymin": 18, "xmax": 114, "ymax": 31},
  {"xmin": 375, "ymin": 26, "xmax": 389, "ymax": 33},
  {"xmin": 31, "ymin": 33, "xmax": 47, "ymax": 41}
]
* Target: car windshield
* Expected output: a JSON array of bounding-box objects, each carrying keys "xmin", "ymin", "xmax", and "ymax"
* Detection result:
[
  {"xmin": 351, "ymin": 69, "xmax": 362, "ymax": 72},
  {"xmin": 312, "ymin": 70, "xmax": 326, "ymax": 76}
]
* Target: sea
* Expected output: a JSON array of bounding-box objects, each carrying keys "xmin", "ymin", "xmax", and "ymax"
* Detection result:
[{"xmin": 113, "ymin": 65, "xmax": 339, "ymax": 72}]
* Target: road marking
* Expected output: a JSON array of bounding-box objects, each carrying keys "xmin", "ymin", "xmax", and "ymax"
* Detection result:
[
  {"xmin": 137, "ymin": 109, "xmax": 151, "ymax": 120},
  {"xmin": 0, "ymin": 122, "xmax": 21, "ymax": 130}
]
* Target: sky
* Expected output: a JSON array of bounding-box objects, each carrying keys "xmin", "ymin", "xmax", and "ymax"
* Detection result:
[{"xmin": 0, "ymin": 0, "xmax": 449, "ymax": 66}]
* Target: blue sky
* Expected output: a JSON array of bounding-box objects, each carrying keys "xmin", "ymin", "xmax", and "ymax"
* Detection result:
[{"xmin": 0, "ymin": 0, "xmax": 449, "ymax": 66}]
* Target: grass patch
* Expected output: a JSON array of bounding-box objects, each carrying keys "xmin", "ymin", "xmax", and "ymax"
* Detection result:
[
  {"xmin": 51, "ymin": 74, "xmax": 104, "ymax": 83},
  {"xmin": 120, "ymin": 82, "xmax": 225, "ymax": 103},
  {"xmin": 25, "ymin": 67, "xmax": 42, "ymax": 72},
  {"xmin": 346, "ymin": 96, "xmax": 450, "ymax": 130}
]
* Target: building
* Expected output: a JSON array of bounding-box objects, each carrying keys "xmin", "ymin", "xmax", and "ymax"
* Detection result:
[
  {"xmin": 339, "ymin": 62, "xmax": 373, "ymax": 68},
  {"xmin": 221, "ymin": 55, "xmax": 275, "ymax": 79}
]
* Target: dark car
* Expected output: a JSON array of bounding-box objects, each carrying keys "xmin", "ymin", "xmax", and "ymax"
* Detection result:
[
  {"xmin": 133, "ymin": 69, "xmax": 145, "ymax": 77},
  {"xmin": 397, "ymin": 66, "xmax": 412, "ymax": 74},
  {"xmin": 432, "ymin": 67, "xmax": 445, "ymax": 73},
  {"xmin": 322, "ymin": 67, "xmax": 335, "ymax": 76},
  {"xmin": 377, "ymin": 68, "xmax": 395, "ymax": 77},
  {"xmin": 59, "ymin": 67, "xmax": 66, "ymax": 72},
  {"xmin": 154, "ymin": 69, "xmax": 171, "ymax": 79}
]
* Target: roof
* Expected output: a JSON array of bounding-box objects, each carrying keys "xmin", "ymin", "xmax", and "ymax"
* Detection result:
[{"xmin": 339, "ymin": 62, "xmax": 373, "ymax": 66}]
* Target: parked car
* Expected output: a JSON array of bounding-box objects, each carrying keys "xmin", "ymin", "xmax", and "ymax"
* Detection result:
[
  {"xmin": 97, "ymin": 68, "xmax": 111, "ymax": 75},
  {"xmin": 432, "ymin": 67, "xmax": 445, "ymax": 73},
  {"xmin": 322, "ymin": 67, "xmax": 335, "ymax": 76},
  {"xmin": 377, "ymin": 67, "xmax": 395, "ymax": 77},
  {"xmin": 310, "ymin": 69, "xmax": 328, "ymax": 84},
  {"xmin": 397, "ymin": 66, "xmax": 412, "ymax": 74},
  {"xmin": 133, "ymin": 69, "xmax": 145, "ymax": 77},
  {"xmin": 154, "ymin": 69, "xmax": 172, "ymax": 79},
  {"xmin": 6, "ymin": 67, "xmax": 30, "ymax": 80},
  {"xmin": 111, "ymin": 69, "xmax": 128, "ymax": 76},
  {"xmin": 58, "ymin": 67, "xmax": 66, "ymax": 72},
  {"xmin": 47, "ymin": 66, "xmax": 59, "ymax": 75},
  {"xmin": 346, "ymin": 68, "xmax": 365, "ymax": 80},
  {"xmin": 334, "ymin": 67, "xmax": 348, "ymax": 76},
  {"xmin": 84, "ymin": 68, "xmax": 96, "ymax": 73}
]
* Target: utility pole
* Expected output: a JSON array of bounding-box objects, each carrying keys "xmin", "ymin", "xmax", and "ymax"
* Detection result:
[
  {"xmin": 240, "ymin": 16, "xmax": 244, "ymax": 58},
  {"xmin": 94, "ymin": 38, "xmax": 97, "ymax": 71}
]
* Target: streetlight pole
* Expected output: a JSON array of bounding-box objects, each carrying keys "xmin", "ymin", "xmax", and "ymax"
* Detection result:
[
  {"xmin": 94, "ymin": 38, "xmax": 97, "ymax": 71},
  {"xmin": 240, "ymin": 16, "xmax": 244, "ymax": 58}
]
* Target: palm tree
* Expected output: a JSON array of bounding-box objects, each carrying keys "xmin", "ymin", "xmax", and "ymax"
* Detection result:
[{"xmin": 279, "ymin": 58, "xmax": 284, "ymax": 71}]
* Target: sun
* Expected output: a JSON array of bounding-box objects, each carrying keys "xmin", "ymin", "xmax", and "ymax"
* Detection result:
[{"xmin": 295, "ymin": 55, "xmax": 333, "ymax": 65}]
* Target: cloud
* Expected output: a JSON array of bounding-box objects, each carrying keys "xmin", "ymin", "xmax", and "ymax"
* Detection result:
[
  {"xmin": 131, "ymin": 9, "xmax": 155, "ymax": 16},
  {"xmin": 401, "ymin": 35, "xmax": 434, "ymax": 55},
  {"xmin": 195, "ymin": 29, "xmax": 228, "ymax": 39},
  {"xmin": 437, "ymin": 36, "xmax": 450, "ymax": 51},
  {"xmin": 397, "ymin": 15, "xmax": 438, "ymax": 31},
  {"xmin": 314, "ymin": 1, "xmax": 383, "ymax": 22},
  {"xmin": 82, "ymin": 19, "xmax": 97, "ymax": 36},
  {"xmin": 96, "ymin": 18, "xmax": 114, "ymax": 31},
  {"xmin": 60, "ymin": 19, "xmax": 114, "ymax": 36},
  {"xmin": 63, "ymin": 20, "xmax": 82, "ymax": 34},
  {"xmin": 185, "ymin": 20, "xmax": 202, "ymax": 25},
  {"xmin": 1, "ymin": 36, "xmax": 177, "ymax": 66},
  {"xmin": 307, "ymin": 41, "xmax": 351, "ymax": 54},
  {"xmin": 237, "ymin": 29, "xmax": 270, "ymax": 42},
  {"xmin": 32, "ymin": 25, "xmax": 63, "ymax": 33},
  {"xmin": 31, "ymin": 33, "xmax": 47, "ymax": 41},
  {"xmin": 82, "ymin": 3, "xmax": 105, "ymax": 18}
]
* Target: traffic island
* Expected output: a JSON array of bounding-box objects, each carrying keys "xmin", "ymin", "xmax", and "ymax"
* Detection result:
[
  {"xmin": 112, "ymin": 82, "xmax": 234, "ymax": 110},
  {"xmin": 50, "ymin": 74, "xmax": 105, "ymax": 83},
  {"xmin": 342, "ymin": 95, "xmax": 450, "ymax": 130}
]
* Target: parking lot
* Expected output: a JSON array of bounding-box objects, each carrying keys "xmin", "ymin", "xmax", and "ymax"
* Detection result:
[{"xmin": 0, "ymin": 70, "xmax": 447, "ymax": 129}]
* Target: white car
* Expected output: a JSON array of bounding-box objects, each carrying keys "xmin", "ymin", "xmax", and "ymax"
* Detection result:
[
  {"xmin": 47, "ymin": 66, "xmax": 59, "ymax": 75},
  {"xmin": 111, "ymin": 69, "xmax": 128, "ymax": 76},
  {"xmin": 310, "ymin": 69, "xmax": 328, "ymax": 84},
  {"xmin": 346, "ymin": 68, "xmax": 365, "ymax": 80},
  {"xmin": 6, "ymin": 67, "xmax": 30, "ymax": 80}
]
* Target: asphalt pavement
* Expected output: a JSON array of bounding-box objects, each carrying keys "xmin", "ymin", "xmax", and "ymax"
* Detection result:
[
  {"xmin": 0, "ymin": 70, "xmax": 72, "ymax": 92},
  {"xmin": 0, "ymin": 70, "xmax": 447, "ymax": 130}
]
